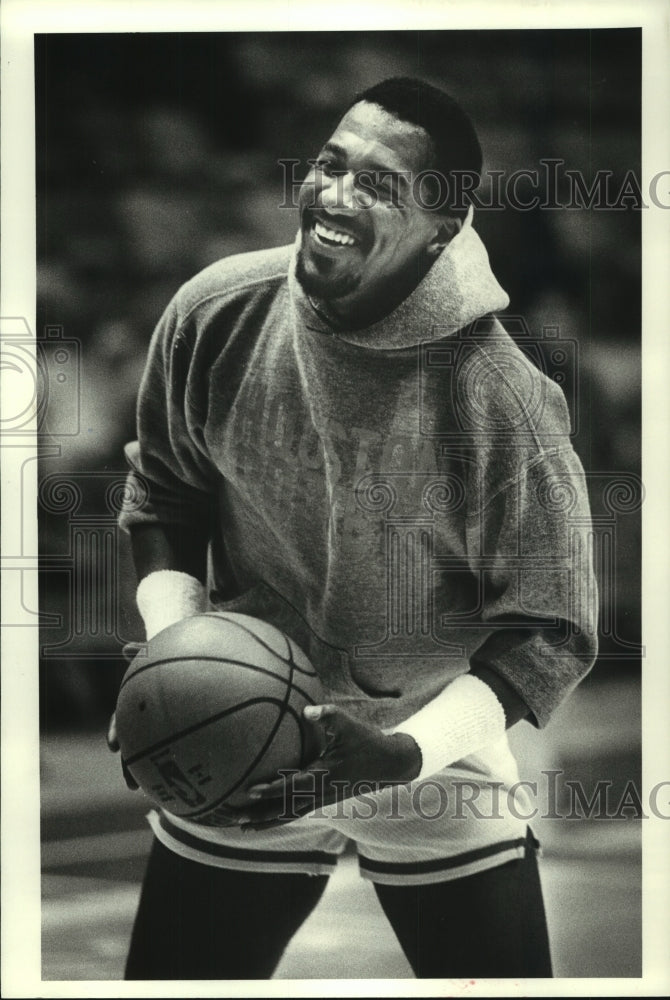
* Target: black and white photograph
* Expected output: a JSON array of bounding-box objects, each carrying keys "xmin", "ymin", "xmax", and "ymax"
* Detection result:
[{"xmin": 1, "ymin": 1, "xmax": 669, "ymax": 996}]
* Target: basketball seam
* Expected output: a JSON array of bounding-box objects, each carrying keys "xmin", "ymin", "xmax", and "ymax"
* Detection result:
[
  {"xmin": 198, "ymin": 613, "xmax": 318, "ymax": 676},
  {"xmin": 122, "ymin": 696, "xmax": 283, "ymax": 767},
  {"xmin": 123, "ymin": 700, "xmax": 306, "ymax": 821},
  {"xmin": 185, "ymin": 645, "xmax": 298, "ymax": 817},
  {"xmin": 120, "ymin": 615, "xmax": 320, "ymax": 819},
  {"xmin": 157, "ymin": 702, "xmax": 304, "ymax": 820},
  {"xmin": 119, "ymin": 655, "xmax": 318, "ymax": 705}
]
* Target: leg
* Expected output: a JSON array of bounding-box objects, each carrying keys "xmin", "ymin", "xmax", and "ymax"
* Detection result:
[
  {"xmin": 373, "ymin": 843, "xmax": 552, "ymax": 978},
  {"xmin": 125, "ymin": 837, "xmax": 329, "ymax": 979}
]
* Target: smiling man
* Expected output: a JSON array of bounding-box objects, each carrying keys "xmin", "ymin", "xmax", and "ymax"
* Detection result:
[
  {"xmin": 114, "ymin": 77, "xmax": 597, "ymax": 979},
  {"xmin": 295, "ymin": 96, "xmax": 462, "ymax": 322}
]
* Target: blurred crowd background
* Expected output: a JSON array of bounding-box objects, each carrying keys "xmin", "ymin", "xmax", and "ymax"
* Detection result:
[{"xmin": 35, "ymin": 29, "xmax": 642, "ymax": 730}]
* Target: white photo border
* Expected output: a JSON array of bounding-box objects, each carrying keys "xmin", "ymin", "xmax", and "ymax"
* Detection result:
[{"xmin": 1, "ymin": 1, "xmax": 668, "ymax": 997}]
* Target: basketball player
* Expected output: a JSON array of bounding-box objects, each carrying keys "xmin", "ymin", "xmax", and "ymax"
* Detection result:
[{"xmin": 110, "ymin": 77, "xmax": 598, "ymax": 979}]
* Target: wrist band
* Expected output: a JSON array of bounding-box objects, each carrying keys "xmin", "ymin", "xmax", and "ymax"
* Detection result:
[
  {"xmin": 136, "ymin": 569, "xmax": 208, "ymax": 641},
  {"xmin": 391, "ymin": 673, "xmax": 506, "ymax": 780}
]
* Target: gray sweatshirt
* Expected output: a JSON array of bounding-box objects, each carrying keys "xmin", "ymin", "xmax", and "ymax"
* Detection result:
[{"xmin": 120, "ymin": 218, "xmax": 598, "ymax": 734}]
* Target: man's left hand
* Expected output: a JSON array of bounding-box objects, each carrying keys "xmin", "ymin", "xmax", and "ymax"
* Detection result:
[{"xmin": 240, "ymin": 704, "xmax": 422, "ymax": 831}]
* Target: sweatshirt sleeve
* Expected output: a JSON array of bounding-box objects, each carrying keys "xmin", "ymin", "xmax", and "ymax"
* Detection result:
[
  {"xmin": 465, "ymin": 444, "xmax": 599, "ymax": 729},
  {"xmin": 118, "ymin": 297, "xmax": 218, "ymax": 534}
]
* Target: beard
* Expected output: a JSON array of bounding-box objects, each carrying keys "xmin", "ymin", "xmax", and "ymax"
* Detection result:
[{"xmin": 295, "ymin": 246, "xmax": 362, "ymax": 302}]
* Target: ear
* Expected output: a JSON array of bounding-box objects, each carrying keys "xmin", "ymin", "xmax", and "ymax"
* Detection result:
[{"xmin": 427, "ymin": 216, "xmax": 462, "ymax": 257}]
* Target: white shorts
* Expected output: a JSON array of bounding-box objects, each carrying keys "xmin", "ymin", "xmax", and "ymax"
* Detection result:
[{"xmin": 148, "ymin": 737, "xmax": 535, "ymax": 886}]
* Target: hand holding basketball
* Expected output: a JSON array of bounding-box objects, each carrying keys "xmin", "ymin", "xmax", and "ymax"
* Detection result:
[
  {"xmin": 113, "ymin": 613, "xmax": 324, "ymax": 826},
  {"xmin": 241, "ymin": 704, "xmax": 423, "ymax": 830}
]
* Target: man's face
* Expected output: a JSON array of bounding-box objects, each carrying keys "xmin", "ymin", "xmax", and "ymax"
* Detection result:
[{"xmin": 296, "ymin": 101, "xmax": 449, "ymax": 323}]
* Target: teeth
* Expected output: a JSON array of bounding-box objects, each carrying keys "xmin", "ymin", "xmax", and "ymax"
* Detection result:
[{"xmin": 314, "ymin": 220, "xmax": 357, "ymax": 246}]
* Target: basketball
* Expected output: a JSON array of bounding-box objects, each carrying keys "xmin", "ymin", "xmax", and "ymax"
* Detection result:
[{"xmin": 114, "ymin": 612, "xmax": 324, "ymax": 826}]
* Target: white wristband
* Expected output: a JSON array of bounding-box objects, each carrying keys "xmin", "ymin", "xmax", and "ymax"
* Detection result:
[
  {"xmin": 391, "ymin": 673, "xmax": 506, "ymax": 780},
  {"xmin": 136, "ymin": 570, "xmax": 208, "ymax": 640}
]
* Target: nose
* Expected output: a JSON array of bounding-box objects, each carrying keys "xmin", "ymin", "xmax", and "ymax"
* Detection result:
[{"xmin": 320, "ymin": 170, "xmax": 365, "ymax": 214}]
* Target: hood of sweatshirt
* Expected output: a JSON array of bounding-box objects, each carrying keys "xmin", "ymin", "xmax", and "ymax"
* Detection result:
[{"xmin": 288, "ymin": 206, "xmax": 510, "ymax": 351}]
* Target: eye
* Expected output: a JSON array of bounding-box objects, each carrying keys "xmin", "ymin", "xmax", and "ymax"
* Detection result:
[
  {"xmin": 368, "ymin": 173, "xmax": 404, "ymax": 207},
  {"xmin": 314, "ymin": 157, "xmax": 343, "ymax": 179}
]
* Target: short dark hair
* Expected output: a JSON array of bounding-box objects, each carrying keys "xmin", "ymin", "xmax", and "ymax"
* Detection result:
[{"xmin": 347, "ymin": 77, "xmax": 482, "ymax": 218}]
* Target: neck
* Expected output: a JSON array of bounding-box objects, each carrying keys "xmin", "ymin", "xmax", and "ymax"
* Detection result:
[{"xmin": 309, "ymin": 252, "xmax": 439, "ymax": 331}]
